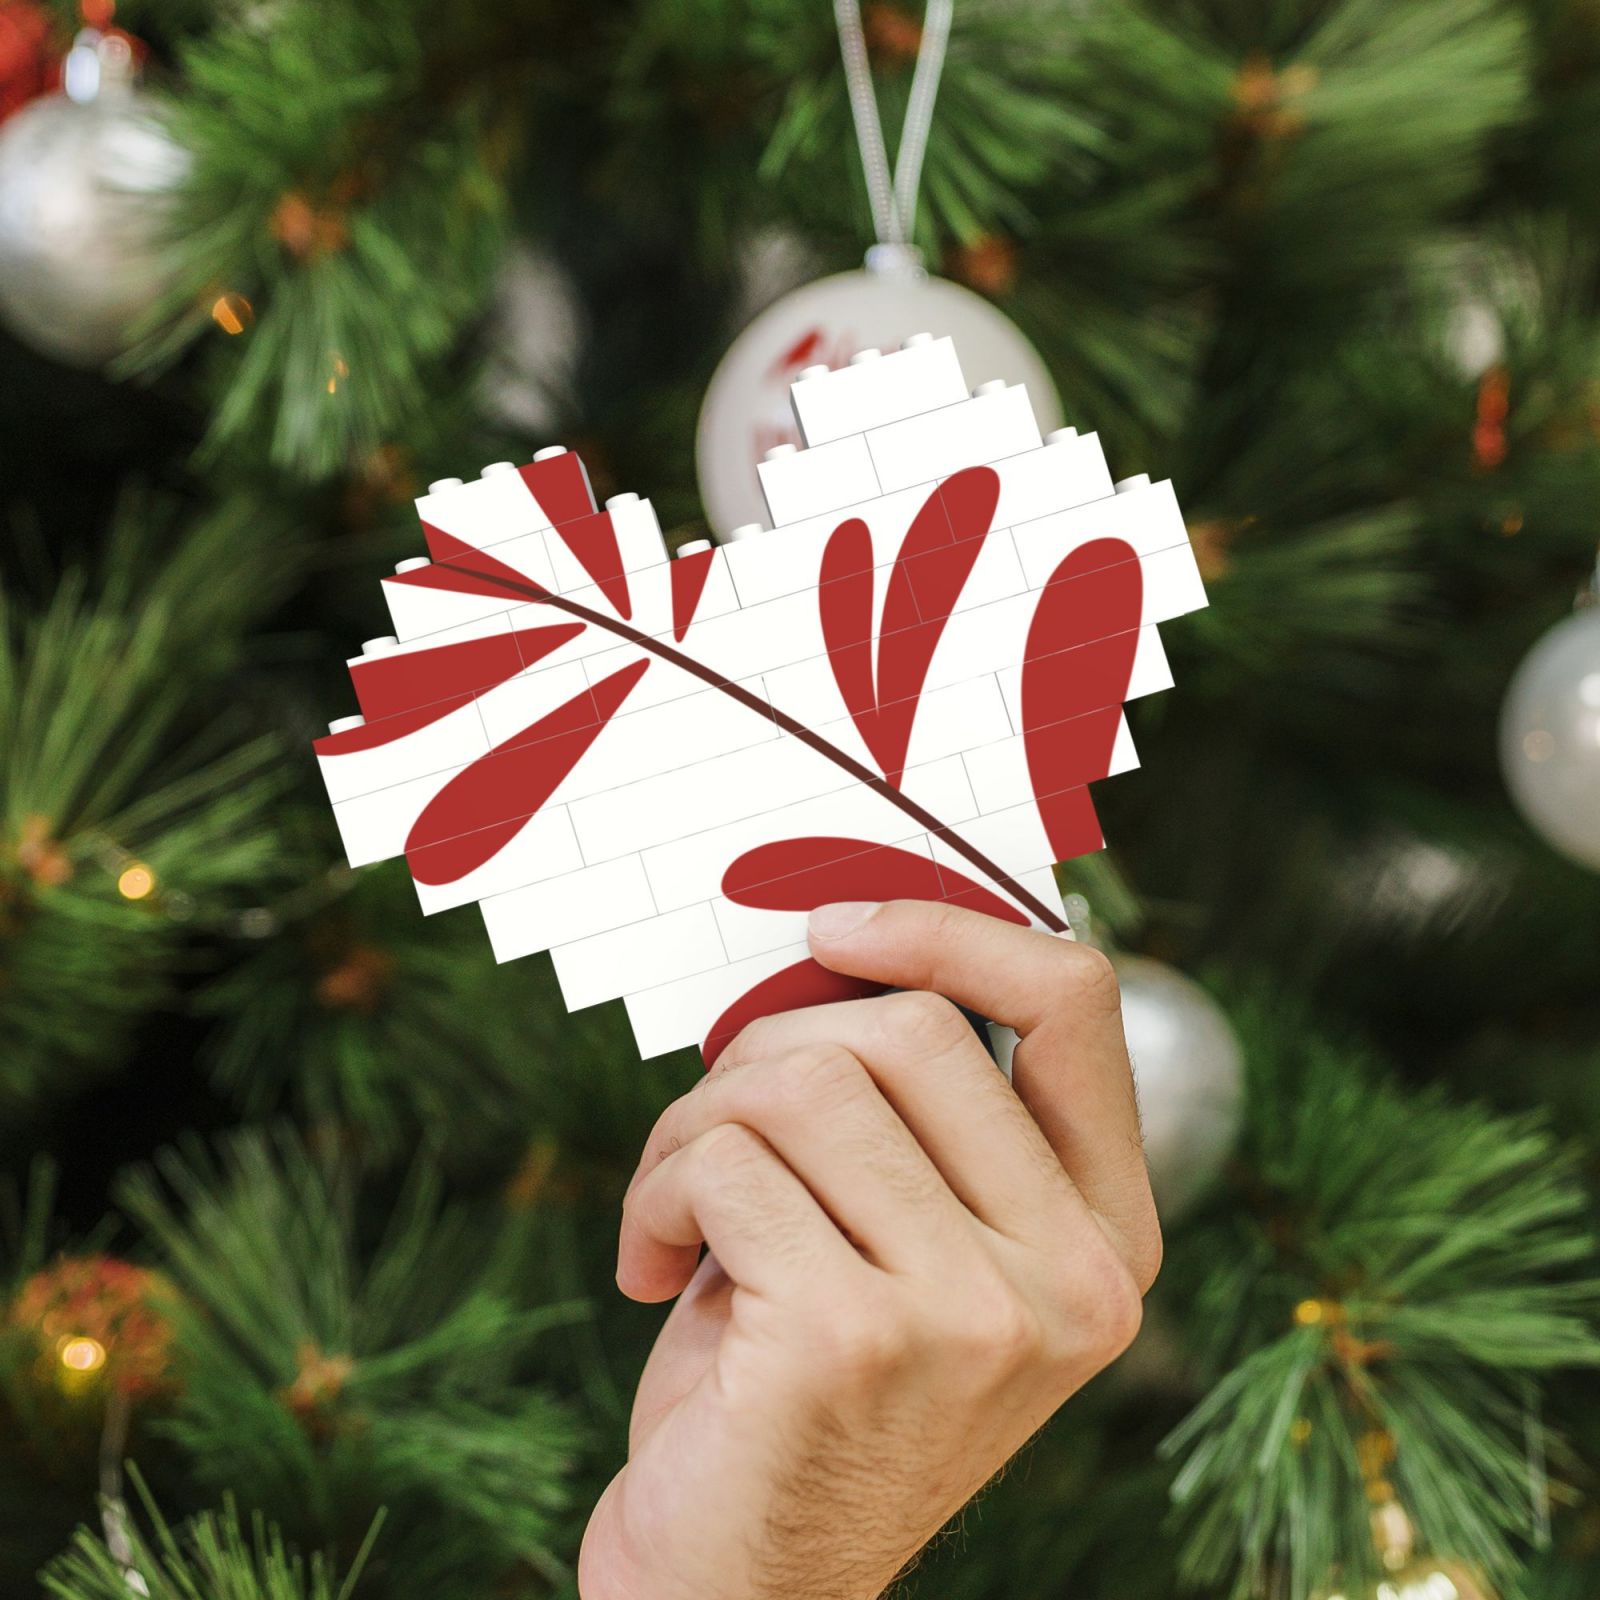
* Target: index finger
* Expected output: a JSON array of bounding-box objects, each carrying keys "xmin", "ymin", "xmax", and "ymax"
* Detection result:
[{"xmin": 806, "ymin": 899, "xmax": 1158, "ymax": 1288}]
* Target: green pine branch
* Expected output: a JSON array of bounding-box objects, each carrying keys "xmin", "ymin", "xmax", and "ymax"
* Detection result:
[
  {"xmin": 44, "ymin": 1469, "xmax": 383, "ymax": 1600},
  {"xmin": 0, "ymin": 500, "xmax": 300, "ymax": 1109},
  {"xmin": 1161, "ymin": 993, "xmax": 1600, "ymax": 1599},
  {"xmin": 117, "ymin": 1129, "xmax": 586, "ymax": 1599}
]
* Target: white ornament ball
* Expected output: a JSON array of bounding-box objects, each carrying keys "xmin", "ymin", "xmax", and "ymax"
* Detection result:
[
  {"xmin": 697, "ymin": 265, "xmax": 1063, "ymax": 539},
  {"xmin": 1115, "ymin": 956, "xmax": 1244, "ymax": 1224},
  {"xmin": 0, "ymin": 82, "xmax": 187, "ymax": 366},
  {"xmin": 1499, "ymin": 606, "xmax": 1600, "ymax": 871}
]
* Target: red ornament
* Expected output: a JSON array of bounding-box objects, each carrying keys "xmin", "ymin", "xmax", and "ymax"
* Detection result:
[
  {"xmin": 0, "ymin": 1, "xmax": 56, "ymax": 125},
  {"xmin": 10, "ymin": 1254, "xmax": 175, "ymax": 1398}
]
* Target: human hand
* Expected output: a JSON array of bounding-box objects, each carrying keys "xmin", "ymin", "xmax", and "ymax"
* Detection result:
[{"xmin": 578, "ymin": 899, "xmax": 1161, "ymax": 1600}]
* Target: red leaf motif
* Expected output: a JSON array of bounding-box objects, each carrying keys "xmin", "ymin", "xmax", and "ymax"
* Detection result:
[
  {"xmin": 409, "ymin": 526, "xmax": 551, "ymax": 601},
  {"xmin": 818, "ymin": 467, "xmax": 997, "ymax": 789},
  {"xmin": 722, "ymin": 836, "xmax": 1028, "ymax": 925},
  {"xmin": 872, "ymin": 467, "xmax": 997, "ymax": 785},
  {"xmin": 313, "ymin": 698, "xmax": 474, "ymax": 757},
  {"xmin": 1022, "ymin": 538, "xmax": 1142, "ymax": 859},
  {"xmin": 406, "ymin": 658, "xmax": 649, "ymax": 885},
  {"xmin": 351, "ymin": 623, "xmax": 583, "ymax": 720},
  {"xmin": 702, "ymin": 960, "xmax": 886, "ymax": 1069},
  {"xmin": 552, "ymin": 509, "xmax": 633, "ymax": 621},
  {"xmin": 518, "ymin": 452, "xmax": 596, "ymax": 525},
  {"xmin": 671, "ymin": 546, "xmax": 715, "ymax": 642},
  {"xmin": 819, "ymin": 517, "xmax": 880, "ymax": 763}
]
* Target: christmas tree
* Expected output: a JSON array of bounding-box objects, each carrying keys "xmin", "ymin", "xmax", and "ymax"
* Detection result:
[{"xmin": 3, "ymin": 0, "xmax": 1600, "ymax": 1596}]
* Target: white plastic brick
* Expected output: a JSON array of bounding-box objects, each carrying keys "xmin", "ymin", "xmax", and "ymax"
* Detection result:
[
  {"xmin": 925, "ymin": 544, "xmax": 1206, "ymax": 699},
  {"xmin": 624, "ymin": 942, "xmax": 811, "ymax": 1059},
  {"xmin": 981, "ymin": 431, "xmax": 1116, "ymax": 530},
  {"xmin": 320, "ymin": 332, "xmax": 1209, "ymax": 1066},
  {"xmin": 961, "ymin": 714, "xmax": 1138, "ymax": 814},
  {"xmin": 789, "ymin": 336, "xmax": 968, "ymax": 448},
  {"xmin": 866, "ymin": 384, "xmax": 1042, "ymax": 494},
  {"xmin": 315, "ymin": 699, "xmax": 488, "ymax": 806},
  {"xmin": 541, "ymin": 496, "xmax": 668, "ymax": 597},
  {"xmin": 413, "ymin": 807, "xmax": 584, "ymax": 915},
  {"xmin": 551, "ymin": 902, "xmax": 727, "ymax": 1011},
  {"xmin": 757, "ymin": 433, "xmax": 881, "ymax": 527},
  {"xmin": 1012, "ymin": 479, "xmax": 1190, "ymax": 585},
  {"xmin": 637, "ymin": 752, "xmax": 978, "ymax": 912},
  {"xmin": 332, "ymin": 766, "xmax": 461, "ymax": 868},
  {"xmin": 416, "ymin": 469, "xmax": 549, "ymax": 557},
  {"xmin": 720, "ymin": 483, "xmax": 947, "ymax": 610},
  {"xmin": 481, "ymin": 855, "xmax": 658, "ymax": 962},
  {"xmin": 472, "ymin": 659, "xmax": 596, "ymax": 750},
  {"xmin": 994, "ymin": 624, "xmax": 1172, "ymax": 726}
]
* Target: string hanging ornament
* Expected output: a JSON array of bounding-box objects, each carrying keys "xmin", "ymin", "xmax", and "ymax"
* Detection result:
[{"xmin": 696, "ymin": 0, "xmax": 1063, "ymax": 537}]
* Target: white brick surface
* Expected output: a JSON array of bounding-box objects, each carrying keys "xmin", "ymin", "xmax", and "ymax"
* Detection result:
[
  {"xmin": 323, "ymin": 351, "xmax": 1205, "ymax": 1061},
  {"xmin": 790, "ymin": 337, "xmax": 967, "ymax": 448},
  {"xmin": 481, "ymin": 855, "xmax": 658, "ymax": 962},
  {"xmin": 758, "ymin": 434, "xmax": 881, "ymax": 527},
  {"xmin": 552, "ymin": 902, "xmax": 727, "ymax": 1011},
  {"xmin": 866, "ymin": 385, "xmax": 1042, "ymax": 494}
]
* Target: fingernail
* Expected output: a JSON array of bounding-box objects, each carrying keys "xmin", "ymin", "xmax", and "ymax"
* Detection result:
[{"xmin": 807, "ymin": 901, "xmax": 881, "ymax": 940}]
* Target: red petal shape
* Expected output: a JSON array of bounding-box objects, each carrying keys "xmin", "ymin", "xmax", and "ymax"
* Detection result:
[
  {"xmin": 405, "ymin": 658, "xmax": 649, "ymax": 885},
  {"xmin": 872, "ymin": 467, "xmax": 997, "ymax": 786},
  {"xmin": 351, "ymin": 623, "xmax": 583, "ymax": 720},
  {"xmin": 1022, "ymin": 538, "xmax": 1142, "ymax": 860},
  {"xmin": 313, "ymin": 697, "xmax": 473, "ymax": 757},
  {"xmin": 721, "ymin": 836, "xmax": 1027, "ymax": 926},
  {"xmin": 671, "ymin": 547, "xmax": 715, "ymax": 642},
  {"xmin": 819, "ymin": 518, "xmax": 880, "ymax": 764},
  {"xmin": 702, "ymin": 959, "xmax": 887, "ymax": 1069},
  {"xmin": 518, "ymin": 452, "xmax": 596, "ymax": 526},
  {"xmin": 405, "ymin": 527, "xmax": 549, "ymax": 603},
  {"xmin": 1034, "ymin": 786, "xmax": 1105, "ymax": 863},
  {"xmin": 553, "ymin": 509, "xmax": 632, "ymax": 620}
]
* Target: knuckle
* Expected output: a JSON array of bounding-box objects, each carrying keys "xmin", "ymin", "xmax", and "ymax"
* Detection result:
[
  {"xmin": 720, "ymin": 1012, "xmax": 784, "ymax": 1071},
  {"xmin": 768, "ymin": 1044, "xmax": 870, "ymax": 1117},
  {"xmin": 1063, "ymin": 943, "xmax": 1122, "ymax": 1016},
  {"xmin": 944, "ymin": 1280, "xmax": 1045, "ymax": 1378},
  {"xmin": 692, "ymin": 1122, "xmax": 769, "ymax": 1186},
  {"xmin": 816, "ymin": 1291, "xmax": 912, "ymax": 1379},
  {"xmin": 1067, "ymin": 1237, "xmax": 1144, "ymax": 1362},
  {"xmin": 880, "ymin": 988, "xmax": 969, "ymax": 1055}
]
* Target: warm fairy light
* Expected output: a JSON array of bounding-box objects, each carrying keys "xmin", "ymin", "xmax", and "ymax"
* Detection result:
[
  {"xmin": 117, "ymin": 863, "xmax": 155, "ymax": 900},
  {"xmin": 1293, "ymin": 1298, "xmax": 1324, "ymax": 1326},
  {"xmin": 1289, "ymin": 1417, "xmax": 1313, "ymax": 1446},
  {"xmin": 58, "ymin": 1335, "xmax": 107, "ymax": 1373},
  {"xmin": 326, "ymin": 355, "xmax": 349, "ymax": 394},
  {"xmin": 211, "ymin": 293, "xmax": 253, "ymax": 335}
]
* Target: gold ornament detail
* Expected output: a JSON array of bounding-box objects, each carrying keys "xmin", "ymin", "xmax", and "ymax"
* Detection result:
[{"xmin": 9, "ymin": 1255, "xmax": 175, "ymax": 1398}]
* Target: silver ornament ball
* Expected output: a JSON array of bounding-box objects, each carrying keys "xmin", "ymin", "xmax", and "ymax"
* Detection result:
[
  {"xmin": 696, "ymin": 264, "xmax": 1064, "ymax": 539},
  {"xmin": 1115, "ymin": 956, "xmax": 1244, "ymax": 1224},
  {"xmin": 1499, "ymin": 606, "xmax": 1600, "ymax": 871},
  {"xmin": 0, "ymin": 76, "xmax": 186, "ymax": 367}
]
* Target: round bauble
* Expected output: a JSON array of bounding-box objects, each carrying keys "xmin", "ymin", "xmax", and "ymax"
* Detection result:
[
  {"xmin": 696, "ymin": 263, "xmax": 1063, "ymax": 539},
  {"xmin": 1114, "ymin": 956, "xmax": 1244, "ymax": 1223},
  {"xmin": 1498, "ymin": 605, "xmax": 1600, "ymax": 872},
  {"xmin": 9, "ymin": 1253, "xmax": 175, "ymax": 1398},
  {"xmin": 0, "ymin": 74, "xmax": 186, "ymax": 366}
]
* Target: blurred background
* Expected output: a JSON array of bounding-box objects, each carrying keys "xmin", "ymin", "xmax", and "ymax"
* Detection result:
[{"xmin": 3, "ymin": 1, "xmax": 1600, "ymax": 1597}]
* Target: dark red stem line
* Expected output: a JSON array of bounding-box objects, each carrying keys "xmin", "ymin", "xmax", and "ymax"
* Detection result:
[{"xmin": 431, "ymin": 560, "xmax": 1068, "ymax": 933}]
